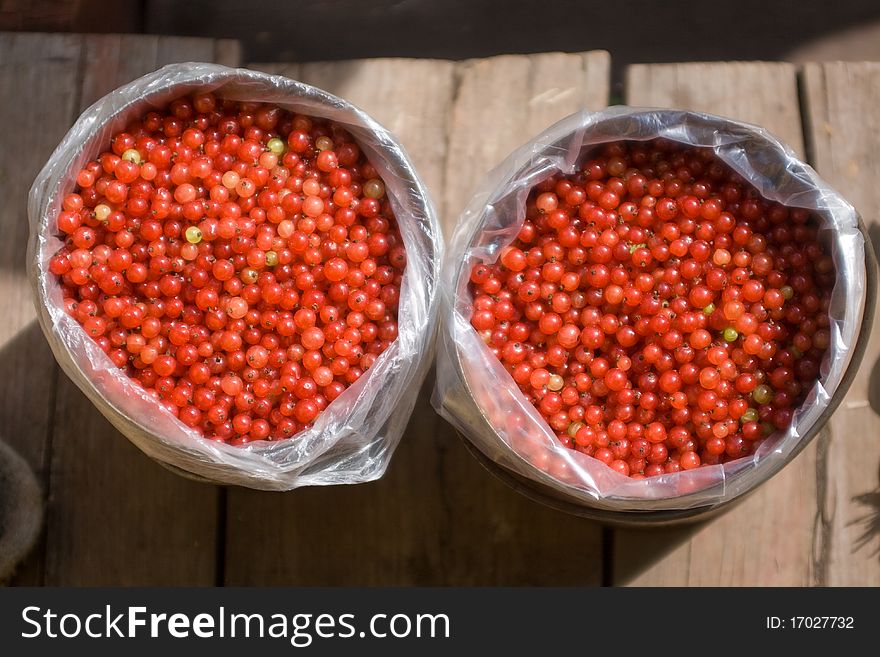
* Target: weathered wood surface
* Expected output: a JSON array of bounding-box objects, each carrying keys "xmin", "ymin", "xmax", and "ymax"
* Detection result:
[
  {"xmin": 614, "ymin": 62, "xmax": 823, "ymax": 586},
  {"xmin": 444, "ymin": 52, "xmax": 611, "ymax": 225},
  {"xmin": 4, "ymin": 33, "xmax": 876, "ymax": 586},
  {"xmin": 801, "ymin": 62, "xmax": 880, "ymax": 586},
  {"xmin": 3, "ymin": 33, "xmax": 238, "ymax": 586},
  {"xmin": 0, "ymin": 32, "xmax": 82, "ymax": 585},
  {"xmin": 44, "ymin": 34, "xmax": 238, "ymax": 586}
]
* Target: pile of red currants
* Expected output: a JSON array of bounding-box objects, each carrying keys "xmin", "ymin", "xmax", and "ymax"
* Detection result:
[
  {"xmin": 49, "ymin": 94, "xmax": 406, "ymax": 445},
  {"xmin": 469, "ymin": 140, "xmax": 833, "ymax": 478}
]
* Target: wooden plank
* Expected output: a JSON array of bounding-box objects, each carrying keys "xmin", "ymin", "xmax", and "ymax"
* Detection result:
[
  {"xmin": 214, "ymin": 39, "xmax": 242, "ymax": 68},
  {"xmin": 614, "ymin": 62, "xmax": 820, "ymax": 586},
  {"xmin": 225, "ymin": 52, "xmax": 610, "ymax": 585},
  {"xmin": 625, "ymin": 62, "xmax": 805, "ymax": 151},
  {"xmin": 801, "ymin": 61, "xmax": 880, "ymax": 586},
  {"xmin": 0, "ymin": 32, "xmax": 82, "ymax": 585},
  {"xmin": 0, "ymin": 32, "xmax": 81, "ymax": 477},
  {"xmin": 79, "ymin": 34, "xmax": 159, "ymax": 109},
  {"xmin": 155, "ymin": 35, "xmax": 215, "ymax": 66},
  {"xmin": 44, "ymin": 34, "xmax": 239, "ymax": 585},
  {"xmin": 226, "ymin": 384, "xmax": 459, "ymax": 585},
  {"xmin": 444, "ymin": 51, "xmax": 611, "ymax": 229}
]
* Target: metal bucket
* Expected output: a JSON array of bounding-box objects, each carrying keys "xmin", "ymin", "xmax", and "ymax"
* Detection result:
[
  {"xmin": 29, "ymin": 64, "xmax": 442, "ymax": 490},
  {"xmin": 438, "ymin": 109, "xmax": 876, "ymax": 525}
]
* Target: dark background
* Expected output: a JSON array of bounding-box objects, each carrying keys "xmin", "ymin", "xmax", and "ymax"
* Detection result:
[
  {"xmin": 0, "ymin": 587, "xmax": 871, "ymax": 654},
  {"xmin": 3, "ymin": 0, "xmax": 880, "ymax": 87}
]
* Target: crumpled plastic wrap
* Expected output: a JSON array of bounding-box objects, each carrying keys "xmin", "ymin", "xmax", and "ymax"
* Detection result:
[
  {"xmin": 28, "ymin": 63, "xmax": 442, "ymax": 490},
  {"xmin": 434, "ymin": 107, "xmax": 865, "ymax": 512}
]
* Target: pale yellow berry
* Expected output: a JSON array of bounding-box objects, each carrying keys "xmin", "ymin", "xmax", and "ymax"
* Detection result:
[
  {"xmin": 94, "ymin": 204, "xmax": 111, "ymax": 221},
  {"xmin": 267, "ymin": 137, "xmax": 285, "ymax": 154},
  {"xmin": 121, "ymin": 148, "xmax": 142, "ymax": 164},
  {"xmin": 222, "ymin": 170, "xmax": 240, "ymax": 189},
  {"xmin": 185, "ymin": 226, "xmax": 202, "ymax": 244},
  {"xmin": 363, "ymin": 178, "xmax": 385, "ymax": 199}
]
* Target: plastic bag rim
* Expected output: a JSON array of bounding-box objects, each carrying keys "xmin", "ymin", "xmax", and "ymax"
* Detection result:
[
  {"xmin": 440, "ymin": 105, "xmax": 867, "ymax": 511},
  {"xmin": 27, "ymin": 62, "xmax": 443, "ymax": 485}
]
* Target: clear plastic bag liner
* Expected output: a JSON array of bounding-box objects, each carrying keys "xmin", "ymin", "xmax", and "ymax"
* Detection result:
[
  {"xmin": 28, "ymin": 63, "xmax": 442, "ymax": 490},
  {"xmin": 433, "ymin": 107, "xmax": 864, "ymax": 511}
]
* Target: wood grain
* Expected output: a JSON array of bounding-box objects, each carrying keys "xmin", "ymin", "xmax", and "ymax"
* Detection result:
[
  {"xmin": 224, "ymin": 52, "xmax": 610, "ymax": 585},
  {"xmin": 78, "ymin": 34, "xmax": 158, "ymax": 112},
  {"xmin": 12, "ymin": 42, "xmax": 858, "ymax": 586},
  {"xmin": 0, "ymin": 32, "xmax": 82, "ymax": 585},
  {"xmin": 0, "ymin": 31, "xmax": 80, "ymax": 475},
  {"xmin": 43, "ymin": 34, "xmax": 235, "ymax": 585},
  {"xmin": 625, "ymin": 62, "xmax": 805, "ymax": 151},
  {"xmin": 444, "ymin": 51, "xmax": 611, "ymax": 228},
  {"xmin": 614, "ymin": 62, "xmax": 820, "ymax": 586},
  {"xmin": 214, "ymin": 39, "xmax": 242, "ymax": 68},
  {"xmin": 155, "ymin": 36, "xmax": 216, "ymax": 67},
  {"xmin": 801, "ymin": 61, "xmax": 880, "ymax": 586}
]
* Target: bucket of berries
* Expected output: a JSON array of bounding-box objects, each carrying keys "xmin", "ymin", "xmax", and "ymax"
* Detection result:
[
  {"xmin": 29, "ymin": 64, "xmax": 442, "ymax": 490},
  {"xmin": 434, "ymin": 107, "xmax": 873, "ymax": 521}
]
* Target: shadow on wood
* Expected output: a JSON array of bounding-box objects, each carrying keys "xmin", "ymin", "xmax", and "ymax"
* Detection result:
[
  {"xmin": 850, "ymin": 487, "xmax": 880, "ymax": 560},
  {"xmin": 0, "ymin": 321, "xmax": 221, "ymax": 586},
  {"xmin": 44, "ymin": 364, "xmax": 221, "ymax": 586},
  {"xmin": 0, "ymin": 322, "xmax": 56, "ymax": 585},
  {"xmin": 224, "ymin": 371, "xmax": 607, "ymax": 586},
  {"xmin": 861, "ymin": 221, "xmax": 880, "ymax": 567},
  {"xmin": 0, "ymin": 438, "xmax": 43, "ymax": 584},
  {"xmin": 612, "ymin": 522, "xmax": 704, "ymax": 585},
  {"xmin": 866, "ymin": 223, "xmax": 880, "ymax": 417}
]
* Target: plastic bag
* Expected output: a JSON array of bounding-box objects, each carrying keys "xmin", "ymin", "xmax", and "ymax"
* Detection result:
[
  {"xmin": 433, "ymin": 107, "xmax": 865, "ymax": 512},
  {"xmin": 28, "ymin": 63, "xmax": 442, "ymax": 490}
]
